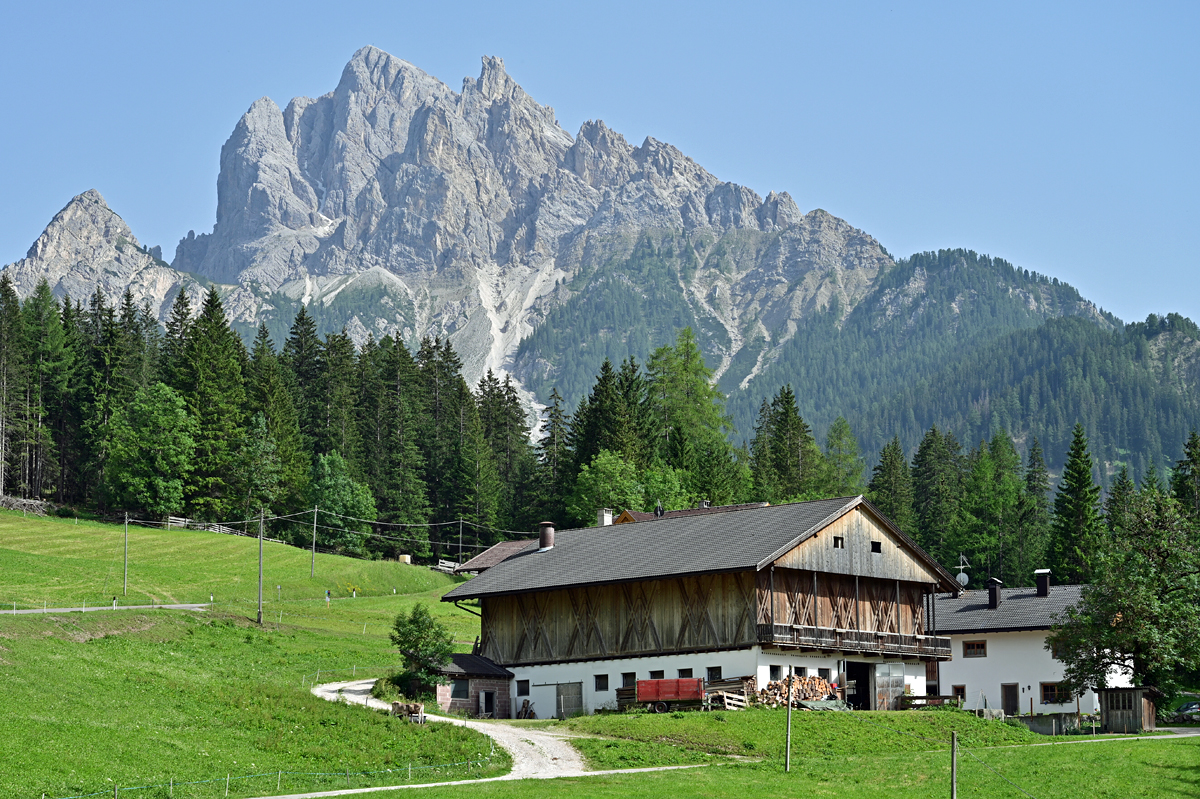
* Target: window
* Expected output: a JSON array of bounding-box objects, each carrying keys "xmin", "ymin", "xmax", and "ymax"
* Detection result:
[
  {"xmin": 516, "ymin": 680, "xmax": 529, "ymax": 697},
  {"xmin": 707, "ymin": 666, "xmax": 723, "ymax": 682},
  {"xmin": 678, "ymin": 668, "xmax": 693, "ymax": 679},
  {"xmin": 1041, "ymin": 683, "xmax": 1071, "ymax": 704},
  {"xmin": 1051, "ymin": 643, "xmax": 1065, "ymax": 661},
  {"xmin": 818, "ymin": 668, "xmax": 830, "ymax": 681},
  {"xmin": 963, "ymin": 640, "xmax": 987, "ymax": 658},
  {"xmin": 952, "ymin": 685, "xmax": 966, "ymax": 702},
  {"xmin": 594, "ymin": 674, "xmax": 609, "ymax": 692},
  {"xmin": 870, "ymin": 540, "xmax": 882, "ymax": 553},
  {"xmin": 621, "ymin": 672, "xmax": 637, "ymax": 688},
  {"xmin": 833, "ymin": 536, "xmax": 845, "ymax": 549},
  {"xmin": 451, "ymin": 679, "xmax": 469, "ymax": 700},
  {"xmin": 770, "ymin": 665, "xmax": 782, "ymax": 682},
  {"xmin": 649, "ymin": 670, "xmax": 664, "ymax": 680},
  {"xmin": 799, "ymin": 667, "xmax": 809, "ymax": 678}
]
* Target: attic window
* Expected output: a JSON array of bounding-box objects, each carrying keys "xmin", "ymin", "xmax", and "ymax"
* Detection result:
[
  {"xmin": 870, "ymin": 541, "xmax": 882, "ymax": 554},
  {"xmin": 833, "ymin": 536, "xmax": 845, "ymax": 549}
]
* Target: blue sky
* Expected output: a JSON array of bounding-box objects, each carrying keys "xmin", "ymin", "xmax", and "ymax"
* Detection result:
[{"xmin": 1, "ymin": 1, "xmax": 1195, "ymax": 324}]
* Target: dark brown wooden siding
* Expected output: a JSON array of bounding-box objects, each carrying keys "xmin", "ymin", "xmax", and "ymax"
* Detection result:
[
  {"xmin": 480, "ymin": 571, "xmax": 758, "ymax": 666},
  {"xmin": 756, "ymin": 568, "xmax": 928, "ymax": 635}
]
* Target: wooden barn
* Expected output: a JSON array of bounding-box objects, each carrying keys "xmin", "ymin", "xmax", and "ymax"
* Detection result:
[{"xmin": 443, "ymin": 496, "xmax": 958, "ymax": 717}]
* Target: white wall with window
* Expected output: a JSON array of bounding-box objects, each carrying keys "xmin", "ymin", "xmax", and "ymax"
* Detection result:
[{"xmin": 937, "ymin": 630, "xmax": 1128, "ymax": 715}]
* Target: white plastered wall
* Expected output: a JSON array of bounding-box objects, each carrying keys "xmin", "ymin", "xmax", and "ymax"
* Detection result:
[
  {"xmin": 937, "ymin": 630, "xmax": 1131, "ymax": 714},
  {"xmin": 508, "ymin": 647, "xmax": 932, "ymax": 716}
]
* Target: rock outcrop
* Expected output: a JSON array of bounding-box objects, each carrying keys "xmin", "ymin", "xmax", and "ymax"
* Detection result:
[
  {"xmin": 163, "ymin": 45, "xmax": 894, "ymax": 391},
  {"xmin": 4, "ymin": 189, "xmax": 202, "ymax": 315}
]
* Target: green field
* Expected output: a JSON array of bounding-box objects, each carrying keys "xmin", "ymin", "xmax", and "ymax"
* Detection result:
[{"xmin": 3, "ymin": 512, "xmax": 1198, "ymax": 799}]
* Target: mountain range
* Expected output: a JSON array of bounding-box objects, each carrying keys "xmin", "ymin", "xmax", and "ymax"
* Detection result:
[{"xmin": 5, "ymin": 45, "xmax": 1198, "ymax": 480}]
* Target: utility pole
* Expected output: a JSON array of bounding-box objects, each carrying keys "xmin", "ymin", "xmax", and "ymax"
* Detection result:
[
  {"xmin": 951, "ymin": 730, "xmax": 957, "ymax": 798},
  {"xmin": 785, "ymin": 665, "xmax": 793, "ymax": 772},
  {"xmin": 458, "ymin": 519, "xmax": 463, "ymax": 564},
  {"xmin": 311, "ymin": 505, "xmax": 318, "ymax": 578},
  {"xmin": 123, "ymin": 512, "xmax": 129, "ymax": 597},
  {"xmin": 257, "ymin": 507, "xmax": 264, "ymax": 625}
]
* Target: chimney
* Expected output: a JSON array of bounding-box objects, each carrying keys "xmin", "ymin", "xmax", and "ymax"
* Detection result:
[
  {"xmin": 1035, "ymin": 569, "xmax": 1051, "ymax": 597},
  {"xmin": 538, "ymin": 522, "xmax": 555, "ymax": 551},
  {"xmin": 988, "ymin": 577, "xmax": 1004, "ymax": 609},
  {"xmin": 597, "ymin": 508, "xmax": 613, "ymax": 527}
]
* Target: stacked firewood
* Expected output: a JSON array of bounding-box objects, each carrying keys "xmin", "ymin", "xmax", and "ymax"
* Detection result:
[{"xmin": 756, "ymin": 675, "xmax": 832, "ymax": 707}]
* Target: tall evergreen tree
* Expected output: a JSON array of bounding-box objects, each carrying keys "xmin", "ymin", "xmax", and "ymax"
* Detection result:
[
  {"xmin": 1105, "ymin": 465, "xmax": 1136, "ymax": 534},
  {"xmin": 160, "ymin": 287, "xmax": 193, "ymax": 392},
  {"xmin": 569, "ymin": 358, "xmax": 635, "ymax": 470},
  {"xmin": 911, "ymin": 425, "xmax": 964, "ymax": 568},
  {"xmin": 280, "ymin": 305, "xmax": 323, "ymax": 450},
  {"xmin": 822, "ymin": 416, "xmax": 866, "ymax": 497},
  {"xmin": 1013, "ymin": 437, "xmax": 1052, "ymax": 583},
  {"xmin": 536, "ymin": 387, "xmax": 571, "ymax": 525},
  {"xmin": 18, "ymin": 280, "xmax": 69, "ymax": 498},
  {"xmin": 182, "ymin": 287, "xmax": 246, "ymax": 519},
  {"xmin": 245, "ymin": 323, "xmax": 308, "ymax": 513},
  {"xmin": 868, "ymin": 436, "xmax": 915, "ymax": 533},
  {"xmin": 1171, "ymin": 429, "xmax": 1200, "ymax": 519},
  {"xmin": 0, "ymin": 273, "xmax": 25, "ymax": 496},
  {"xmin": 1048, "ymin": 423, "xmax": 1103, "ymax": 583},
  {"xmin": 317, "ymin": 328, "xmax": 361, "ymax": 468}
]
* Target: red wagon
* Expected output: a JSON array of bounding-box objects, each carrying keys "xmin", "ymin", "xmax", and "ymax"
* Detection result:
[{"xmin": 636, "ymin": 678, "xmax": 705, "ymax": 713}]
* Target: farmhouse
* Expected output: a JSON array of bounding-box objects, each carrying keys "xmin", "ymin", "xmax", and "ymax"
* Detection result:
[
  {"xmin": 443, "ymin": 496, "xmax": 959, "ymax": 717},
  {"xmin": 931, "ymin": 570, "xmax": 1130, "ymax": 717}
]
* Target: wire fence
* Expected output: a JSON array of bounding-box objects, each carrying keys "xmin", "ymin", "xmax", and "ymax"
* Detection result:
[{"xmin": 46, "ymin": 735, "xmax": 496, "ymax": 799}]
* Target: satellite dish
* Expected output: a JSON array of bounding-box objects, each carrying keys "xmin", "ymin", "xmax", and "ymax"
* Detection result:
[
  {"xmin": 956, "ymin": 572, "xmax": 970, "ymax": 587},
  {"xmin": 955, "ymin": 553, "xmax": 971, "ymax": 587}
]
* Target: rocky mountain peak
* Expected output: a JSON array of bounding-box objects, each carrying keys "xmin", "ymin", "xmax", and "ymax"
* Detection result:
[{"xmin": 6, "ymin": 190, "xmax": 198, "ymax": 316}]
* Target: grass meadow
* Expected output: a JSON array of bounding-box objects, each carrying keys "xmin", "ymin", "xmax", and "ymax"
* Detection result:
[{"xmin": 3, "ymin": 510, "xmax": 1199, "ymax": 799}]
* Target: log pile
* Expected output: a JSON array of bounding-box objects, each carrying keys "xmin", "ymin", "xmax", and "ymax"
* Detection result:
[{"xmin": 756, "ymin": 675, "xmax": 833, "ymax": 707}]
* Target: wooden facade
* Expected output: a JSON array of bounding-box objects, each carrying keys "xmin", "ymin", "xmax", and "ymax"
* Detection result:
[
  {"xmin": 480, "ymin": 571, "xmax": 759, "ymax": 666},
  {"xmin": 478, "ymin": 504, "xmax": 953, "ymax": 667}
]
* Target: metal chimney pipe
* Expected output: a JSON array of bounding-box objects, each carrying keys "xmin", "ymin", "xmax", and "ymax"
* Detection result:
[{"xmin": 538, "ymin": 522, "xmax": 555, "ymax": 552}]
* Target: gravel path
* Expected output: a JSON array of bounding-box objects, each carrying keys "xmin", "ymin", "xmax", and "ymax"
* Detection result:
[{"xmin": 248, "ymin": 678, "xmax": 704, "ymax": 799}]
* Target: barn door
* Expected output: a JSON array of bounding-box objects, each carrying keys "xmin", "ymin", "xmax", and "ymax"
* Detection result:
[
  {"xmin": 874, "ymin": 663, "xmax": 905, "ymax": 710},
  {"xmin": 478, "ymin": 690, "xmax": 495, "ymax": 718},
  {"xmin": 556, "ymin": 682, "xmax": 583, "ymax": 718}
]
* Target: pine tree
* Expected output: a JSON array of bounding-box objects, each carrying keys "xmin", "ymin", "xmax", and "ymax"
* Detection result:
[
  {"xmin": 1014, "ymin": 437, "xmax": 1052, "ymax": 582},
  {"xmin": 911, "ymin": 425, "xmax": 964, "ymax": 567},
  {"xmin": 1048, "ymin": 423, "xmax": 1102, "ymax": 583},
  {"xmin": 0, "ymin": 273, "xmax": 25, "ymax": 496},
  {"xmin": 182, "ymin": 287, "xmax": 246, "ymax": 519},
  {"xmin": 1105, "ymin": 465, "xmax": 1136, "ymax": 533},
  {"xmin": 536, "ymin": 387, "xmax": 571, "ymax": 524},
  {"xmin": 822, "ymin": 416, "xmax": 866, "ymax": 497},
  {"xmin": 280, "ymin": 305, "xmax": 323, "ymax": 450},
  {"xmin": 53, "ymin": 296, "xmax": 87, "ymax": 503},
  {"xmin": 317, "ymin": 328, "xmax": 361, "ymax": 468},
  {"xmin": 374, "ymin": 336, "xmax": 431, "ymax": 554},
  {"xmin": 1171, "ymin": 429, "xmax": 1200, "ymax": 519},
  {"xmin": 160, "ymin": 287, "xmax": 193, "ymax": 392},
  {"xmin": 569, "ymin": 358, "xmax": 635, "ymax": 471},
  {"xmin": 245, "ymin": 324, "xmax": 308, "ymax": 513},
  {"xmin": 868, "ymin": 436, "xmax": 915, "ymax": 532},
  {"xmin": 18, "ymin": 280, "xmax": 69, "ymax": 499}
]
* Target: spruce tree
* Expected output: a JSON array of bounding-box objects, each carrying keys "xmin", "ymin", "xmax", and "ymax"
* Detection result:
[
  {"xmin": 245, "ymin": 324, "xmax": 308, "ymax": 513},
  {"xmin": 160, "ymin": 287, "xmax": 193, "ymax": 392},
  {"xmin": 911, "ymin": 425, "xmax": 964, "ymax": 567},
  {"xmin": 1048, "ymin": 423, "xmax": 1102, "ymax": 583},
  {"xmin": 1171, "ymin": 430, "xmax": 1200, "ymax": 519},
  {"xmin": 318, "ymin": 328, "xmax": 361, "ymax": 468},
  {"xmin": 868, "ymin": 436, "xmax": 915, "ymax": 533},
  {"xmin": 1015, "ymin": 437, "xmax": 1052, "ymax": 581},
  {"xmin": 822, "ymin": 416, "xmax": 866, "ymax": 497},
  {"xmin": 0, "ymin": 273, "xmax": 25, "ymax": 496},
  {"xmin": 536, "ymin": 387, "xmax": 571, "ymax": 525},
  {"xmin": 182, "ymin": 287, "xmax": 246, "ymax": 520},
  {"xmin": 19, "ymin": 280, "xmax": 69, "ymax": 499},
  {"xmin": 1105, "ymin": 465, "xmax": 1136, "ymax": 533},
  {"xmin": 280, "ymin": 305, "xmax": 323, "ymax": 450},
  {"xmin": 53, "ymin": 296, "xmax": 87, "ymax": 503}
]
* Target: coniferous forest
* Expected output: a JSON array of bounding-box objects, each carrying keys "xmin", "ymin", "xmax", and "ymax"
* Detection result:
[{"xmin": 6, "ymin": 271, "xmax": 1200, "ymax": 589}]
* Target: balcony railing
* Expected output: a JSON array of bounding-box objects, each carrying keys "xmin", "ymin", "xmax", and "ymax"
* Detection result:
[{"xmin": 756, "ymin": 624, "xmax": 951, "ymax": 658}]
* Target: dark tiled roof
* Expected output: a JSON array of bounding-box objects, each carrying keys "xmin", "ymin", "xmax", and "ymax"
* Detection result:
[
  {"xmin": 444, "ymin": 496, "xmax": 957, "ymax": 600},
  {"xmin": 932, "ymin": 585, "xmax": 1084, "ymax": 634},
  {"xmin": 435, "ymin": 653, "xmax": 513, "ymax": 679},
  {"xmin": 454, "ymin": 539, "xmax": 534, "ymax": 573},
  {"xmin": 616, "ymin": 502, "xmax": 770, "ymax": 523}
]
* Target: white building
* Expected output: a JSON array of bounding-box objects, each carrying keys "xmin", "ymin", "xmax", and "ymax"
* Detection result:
[
  {"xmin": 444, "ymin": 496, "xmax": 959, "ymax": 717},
  {"xmin": 932, "ymin": 571, "xmax": 1129, "ymax": 715}
]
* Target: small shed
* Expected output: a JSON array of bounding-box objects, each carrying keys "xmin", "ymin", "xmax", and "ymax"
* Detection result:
[
  {"xmin": 434, "ymin": 654, "xmax": 513, "ymax": 718},
  {"xmin": 1097, "ymin": 686, "xmax": 1159, "ymax": 733}
]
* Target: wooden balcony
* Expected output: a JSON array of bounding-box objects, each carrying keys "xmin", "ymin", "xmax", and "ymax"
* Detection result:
[{"xmin": 757, "ymin": 624, "xmax": 952, "ymax": 659}]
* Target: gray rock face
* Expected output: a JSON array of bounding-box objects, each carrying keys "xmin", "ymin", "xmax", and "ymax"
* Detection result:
[
  {"xmin": 167, "ymin": 45, "xmax": 894, "ymax": 393},
  {"xmin": 4, "ymin": 189, "xmax": 204, "ymax": 315}
]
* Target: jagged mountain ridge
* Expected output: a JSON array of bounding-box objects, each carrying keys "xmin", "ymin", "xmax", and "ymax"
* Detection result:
[{"xmin": 163, "ymin": 45, "xmax": 897, "ymax": 390}]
